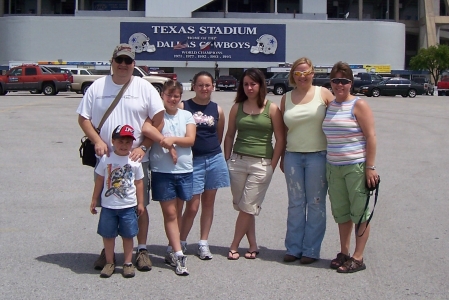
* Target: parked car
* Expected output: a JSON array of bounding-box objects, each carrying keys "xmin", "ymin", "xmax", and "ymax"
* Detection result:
[
  {"xmin": 266, "ymin": 72, "xmax": 292, "ymax": 95},
  {"xmin": 215, "ymin": 75, "xmax": 238, "ymax": 91},
  {"xmin": 352, "ymin": 73, "xmax": 384, "ymax": 94},
  {"xmin": 30, "ymin": 67, "xmax": 73, "ymax": 94},
  {"xmin": 412, "ymin": 77, "xmax": 434, "ymax": 95},
  {"xmin": 436, "ymin": 76, "xmax": 449, "ymax": 96},
  {"xmin": 0, "ymin": 64, "xmax": 71, "ymax": 95},
  {"xmin": 266, "ymin": 72, "xmax": 331, "ymax": 95},
  {"xmin": 359, "ymin": 77, "xmax": 425, "ymax": 98}
]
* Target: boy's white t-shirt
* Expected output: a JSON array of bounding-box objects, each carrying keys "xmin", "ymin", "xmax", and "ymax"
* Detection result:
[
  {"xmin": 76, "ymin": 75, "xmax": 165, "ymax": 162},
  {"xmin": 95, "ymin": 152, "xmax": 144, "ymax": 209},
  {"xmin": 149, "ymin": 109, "xmax": 195, "ymax": 173}
]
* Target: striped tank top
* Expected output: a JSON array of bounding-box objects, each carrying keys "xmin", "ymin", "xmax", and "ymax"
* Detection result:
[{"xmin": 322, "ymin": 98, "xmax": 366, "ymax": 165}]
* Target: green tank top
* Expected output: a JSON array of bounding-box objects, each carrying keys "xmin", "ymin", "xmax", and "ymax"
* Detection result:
[{"xmin": 233, "ymin": 100, "xmax": 274, "ymax": 158}]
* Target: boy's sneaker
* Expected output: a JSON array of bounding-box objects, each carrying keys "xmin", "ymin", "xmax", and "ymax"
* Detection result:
[
  {"xmin": 197, "ymin": 244, "xmax": 213, "ymax": 260},
  {"xmin": 165, "ymin": 251, "xmax": 177, "ymax": 267},
  {"xmin": 122, "ymin": 263, "xmax": 135, "ymax": 278},
  {"xmin": 135, "ymin": 249, "xmax": 152, "ymax": 271},
  {"xmin": 175, "ymin": 255, "xmax": 189, "ymax": 276},
  {"xmin": 100, "ymin": 263, "xmax": 115, "ymax": 278},
  {"xmin": 94, "ymin": 249, "xmax": 115, "ymax": 270}
]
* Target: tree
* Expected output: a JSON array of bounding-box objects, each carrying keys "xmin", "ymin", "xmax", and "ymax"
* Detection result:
[{"xmin": 409, "ymin": 44, "xmax": 449, "ymax": 84}]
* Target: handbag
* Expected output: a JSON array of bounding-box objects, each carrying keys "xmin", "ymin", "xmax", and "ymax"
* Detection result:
[{"xmin": 79, "ymin": 77, "xmax": 133, "ymax": 167}]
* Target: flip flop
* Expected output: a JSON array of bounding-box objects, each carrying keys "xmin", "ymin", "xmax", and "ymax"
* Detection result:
[
  {"xmin": 227, "ymin": 250, "xmax": 240, "ymax": 260},
  {"xmin": 244, "ymin": 250, "xmax": 259, "ymax": 259}
]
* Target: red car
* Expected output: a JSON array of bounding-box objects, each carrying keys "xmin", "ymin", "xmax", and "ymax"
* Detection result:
[{"xmin": 215, "ymin": 75, "xmax": 238, "ymax": 91}]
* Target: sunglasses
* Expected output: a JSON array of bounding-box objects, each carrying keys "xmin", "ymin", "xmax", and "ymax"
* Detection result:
[
  {"xmin": 113, "ymin": 56, "xmax": 134, "ymax": 65},
  {"xmin": 331, "ymin": 78, "xmax": 352, "ymax": 85},
  {"xmin": 293, "ymin": 69, "xmax": 313, "ymax": 77}
]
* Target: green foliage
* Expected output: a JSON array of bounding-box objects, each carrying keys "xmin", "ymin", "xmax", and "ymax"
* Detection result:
[{"xmin": 410, "ymin": 44, "xmax": 449, "ymax": 84}]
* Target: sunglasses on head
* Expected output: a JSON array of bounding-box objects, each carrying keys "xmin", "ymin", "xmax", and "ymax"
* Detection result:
[
  {"xmin": 331, "ymin": 78, "xmax": 352, "ymax": 85},
  {"xmin": 293, "ymin": 69, "xmax": 313, "ymax": 77},
  {"xmin": 114, "ymin": 56, "xmax": 134, "ymax": 65}
]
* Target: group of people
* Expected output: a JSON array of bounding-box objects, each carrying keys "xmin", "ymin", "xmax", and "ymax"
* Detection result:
[{"xmin": 77, "ymin": 43, "xmax": 378, "ymax": 278}]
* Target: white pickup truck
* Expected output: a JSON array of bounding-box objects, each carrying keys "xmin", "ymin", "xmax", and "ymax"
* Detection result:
[{"xmin": 69, "ymin": 66, "xmax": 169, "ymax": 95}]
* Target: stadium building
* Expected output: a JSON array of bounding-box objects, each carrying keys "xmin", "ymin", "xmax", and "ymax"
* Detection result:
[{"xmin": 0, "ymin": 0, "xmax": 446, "ymax": 81}]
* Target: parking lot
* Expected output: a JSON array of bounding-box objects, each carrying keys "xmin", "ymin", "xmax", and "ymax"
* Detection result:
[{"xmin": 0, "ymin": 91, "xmax": 448, "ymax": 299}]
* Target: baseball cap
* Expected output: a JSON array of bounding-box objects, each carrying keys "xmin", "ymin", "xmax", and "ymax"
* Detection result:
[
  {"xmin": 112, "ymin": 125, "xmax": 136, "ymax": 140},
  {"xmin": 112, "ymin": 43, "xmax": 135, "ymax": 60}
]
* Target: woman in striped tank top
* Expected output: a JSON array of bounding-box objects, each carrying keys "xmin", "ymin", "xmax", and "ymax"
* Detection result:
[{"xmin": 322, "ymin": 61, "xmax": 379, "ymax": 273}]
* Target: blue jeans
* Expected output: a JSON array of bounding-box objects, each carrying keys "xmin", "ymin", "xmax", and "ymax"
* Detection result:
[
  {"xmin": 284, "ymin": 151, "xmax": 328, "ymax": 259},
  {"xmin": 97, "ymin": 207, "xmax": 138, "ymax": 239}
]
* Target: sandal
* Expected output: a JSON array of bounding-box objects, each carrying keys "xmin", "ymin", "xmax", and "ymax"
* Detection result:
[
  {"xmin": 244, "ymin": 251, "xmax": 259, "ymax": 259},
  {"xmin": 337, "ymin": 257, "xmax": 366, "ymax": 273},
  {"xmin": 227, "ymin": 250, "xmax": 240, "ymax": 260},
  {"xmin": 330, "ymin": 252, "xmax": 350, "ymax": 269}
]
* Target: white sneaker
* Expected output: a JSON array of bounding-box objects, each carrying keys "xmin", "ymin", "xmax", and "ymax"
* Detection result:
[
  {"xmin": 175, "ymin": 255, "xmax": 189, "ymax": 276},
  {"xmin": 197, "ymin": 244, "xmax": 213, "ymax": 260},
  {"xmin": 164, "ymin": 251, "xmax": 177, "ymax": 267}
]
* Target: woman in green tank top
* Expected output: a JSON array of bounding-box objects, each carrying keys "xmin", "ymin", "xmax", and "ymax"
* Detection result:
[{"xmin": 224, "ymin": 68, "xmax": 285, "ymax": 260}]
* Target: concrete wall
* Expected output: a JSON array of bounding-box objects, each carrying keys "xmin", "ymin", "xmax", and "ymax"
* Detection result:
[{"xmin": 0, "ymin": 16, "xmax": 405, "ymax": 77}]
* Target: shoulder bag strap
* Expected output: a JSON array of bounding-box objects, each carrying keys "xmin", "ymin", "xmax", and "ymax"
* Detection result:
[{"xmin": 96, "ymin": 76, "xmax": 134, "ymax": 132}]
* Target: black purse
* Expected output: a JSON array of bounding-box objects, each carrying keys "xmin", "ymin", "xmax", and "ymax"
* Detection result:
[
  {"xmin": 79, "ymin": 77, "xmax": 133, "ymax": 167},
  {"xmin": 79, "ymin": 136, "xmax": 97, "ymax": 167}
]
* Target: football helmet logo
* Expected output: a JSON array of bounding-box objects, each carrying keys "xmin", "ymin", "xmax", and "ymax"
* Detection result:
[
  {"xmin": 250, "ymin": 34, "xmax": 277, "ymax": 54},
  {"xmin": 128, "ymin": 33, "xmax": 156, "ymax": 53}
]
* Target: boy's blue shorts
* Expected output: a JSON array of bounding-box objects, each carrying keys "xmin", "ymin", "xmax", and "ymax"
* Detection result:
[{"xmin": 97, "ymin": 206, "xmax": 138, "ymax": 239}]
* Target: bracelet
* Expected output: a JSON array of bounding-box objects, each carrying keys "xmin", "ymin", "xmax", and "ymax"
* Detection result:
[{"xmin": 365, "ymin": 166, "xmax": 376, "ymax": 170}]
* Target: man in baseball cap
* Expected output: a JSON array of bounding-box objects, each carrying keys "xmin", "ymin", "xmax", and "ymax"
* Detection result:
[{"xmin": 112, "ymin": 43, "xmax": 135, "ymax": 60}]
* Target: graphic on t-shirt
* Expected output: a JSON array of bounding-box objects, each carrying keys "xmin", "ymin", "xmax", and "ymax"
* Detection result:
[
  {"xmin": 192, "ymin": 111, "xmax": 214, "ymax": 126},
  {"xmin": 105, "ymin": 164, "xmax": 134, "ymax": 199}
]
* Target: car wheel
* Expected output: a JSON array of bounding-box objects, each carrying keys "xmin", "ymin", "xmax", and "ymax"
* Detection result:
[
  {"xmin": 372, "ymin": 88, "xmax": 380, "ymax": 97},
  {"xmin": 42, "ymin": 83, "xmax": 56, "ymax": 95},
  {"xmin": 408, "ymin": 89, "xmax": 416, "ymax": 98},
  {"xmin": 273, "ymin": 84, "xmax": 286, "ymax": 95},
  {"xmin": 82, "ymin": 83, "xmax": 91, "ymax": 95},
  {"xmin": 0, "ymin": 86, "xmax": 6, "ymax": 95},
  {"xmin": 152, "ymin": 84, "xmax": 162, "ymax": 94}
]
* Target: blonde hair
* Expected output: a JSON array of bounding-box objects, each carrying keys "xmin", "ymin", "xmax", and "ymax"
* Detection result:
[{"xmin": 288, "ymin": 57, "xmax": 315, "ymax": 87}]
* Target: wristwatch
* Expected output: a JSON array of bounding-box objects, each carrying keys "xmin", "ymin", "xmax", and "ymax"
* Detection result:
[
  {"xmin": 139, "ymin": 145, "xmax": 147, "ymax": 152},
  {"xmin": 366, "ymin": 166, "xmax": 376, "ymax": 170}
]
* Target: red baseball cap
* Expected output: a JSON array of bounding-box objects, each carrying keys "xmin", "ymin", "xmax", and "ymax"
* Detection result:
[{"xmin": 112, "ymin": 125, "xmax": 136, "ymax": 140}]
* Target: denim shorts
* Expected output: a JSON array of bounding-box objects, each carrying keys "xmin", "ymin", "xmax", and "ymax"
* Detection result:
[
  {"xmin": 151, "ymin": 171, "xmax": 193, "ymax": 201},
  {"xmin": 97, "ymin": 206, "xmax": 138, "ymax": 238},
  {"xmin": 192, "ymin": 152, "xmax": 230, "ymax": 195}
]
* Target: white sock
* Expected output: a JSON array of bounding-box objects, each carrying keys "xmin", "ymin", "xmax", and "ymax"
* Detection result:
[
  {"xmin": 175, "ymin": 250, "xmax": 184, "ymax": 257},
  {"xmin": 137, "ymin": 244, "xmax": 146, "ymax": 251},
  {"xmin": 199, "ymin": 240, "xmax": 208, "ymax": 246}
]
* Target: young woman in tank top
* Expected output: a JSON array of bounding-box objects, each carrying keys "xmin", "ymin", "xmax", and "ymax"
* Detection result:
[
  {"xmin": 178, "ymin": 71, "xmax": 230, "ymax": 260},
  {"xmin": 224, "ymin": 68, "xmax": 284, "ymax": 260},
  {"xmin": 280, "ymin": 57, "xmax": 334, "ymax": 264}
]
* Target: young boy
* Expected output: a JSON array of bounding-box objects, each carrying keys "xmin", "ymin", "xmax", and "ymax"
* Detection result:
[{"xmin": 90, "ymin": 124, "xmax": 144, "ymax": 278}]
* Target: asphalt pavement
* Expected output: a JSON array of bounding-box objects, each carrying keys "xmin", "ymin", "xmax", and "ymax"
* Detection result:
[{"xmin": 0, "ymin": 91, "xmax": 448, "ymax": 299}]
